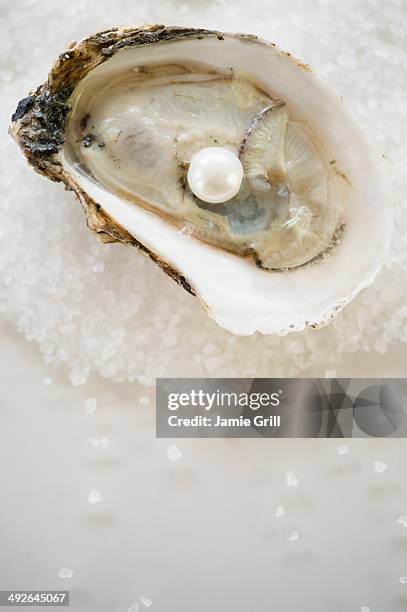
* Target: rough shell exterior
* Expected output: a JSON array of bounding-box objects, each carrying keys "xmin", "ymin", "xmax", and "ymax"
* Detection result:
[
  {"xmin": 10, "ymin": 25, "xmax": 315, "ymax": 300},
  {"xmin": 10, "ymin": 25, "xmax": 243, "ymax": 296}
]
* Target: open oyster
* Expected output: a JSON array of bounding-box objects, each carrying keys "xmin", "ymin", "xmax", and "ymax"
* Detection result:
[{"xmin": 10, "ymin": 25, "xmax": 393, "ymax": 334}]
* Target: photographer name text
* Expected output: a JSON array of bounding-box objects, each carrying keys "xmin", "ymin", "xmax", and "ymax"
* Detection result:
[{"xmin": 167, "ymin": 414, "xmax": 281, "ymax": 428}]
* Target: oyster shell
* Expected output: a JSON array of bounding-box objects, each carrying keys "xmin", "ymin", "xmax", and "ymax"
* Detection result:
[{"xmin": 10, "ymin": 25, "xmax": 393, "ymax": 335}]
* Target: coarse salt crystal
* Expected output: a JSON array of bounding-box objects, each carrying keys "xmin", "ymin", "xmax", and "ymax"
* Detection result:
[
  {"xmin": 167, "ymin": 444, "xmax": 183, "ymax": 461},
  {"xmin": 275, "ymin": 505, "xmax": 285, "ymax": 518},
  {"xmin": 85, "ymin": 397, "xmax": 97, "ymax": 415},
  {"xmin": 286, "ymin": 472, "xmax": 298, "ymax": 487},
  {"xmin": 88, "ymin": 436, "xmax": 110, "ymax": 449},
  {"xmin": 337, "ymin": 444, "xmax": 349, "ymax": 455},
  {"xmin": 88, "ymin": 489, "xmax": 103, "ymax": 504},
  {"xmin": 58, "ymin": 567, "xmax": 73, "ymax": 578},
  {"xmin": 289, "ymin": 531, "xmax": 299, "ymax": 542},
  {"xmin": 374, "ymin": 460, "xmax": 387, "ymax": 473},
  {"xmin": 71, "ymin": 372, "xmax": 87, "ymax": 386},
  {"xmin": 141, "ymin": 596, "xmax": 153, "ymax": 607}
]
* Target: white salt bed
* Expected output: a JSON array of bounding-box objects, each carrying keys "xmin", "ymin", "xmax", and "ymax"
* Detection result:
[
  {"xmin": 167, "ymin": 444, "xmax": 183, "ymax": 462},
  {"xmin": 286, "ymin": 472, "xmax": 299, "ymax": 487},
  {"xmin": 1, "ymin": 0, "xmax": 406, "ymax": 385},
  {"xmin": 58, "ymin": 567, "xmax": 73, "ymax": 578},
  {"xmin": 87, "ymin": 489, "xmax": 103, "ymax": 504},
  {"xmin": 374, "ymin": 460, "xmax": 388, "ymax": 473}
]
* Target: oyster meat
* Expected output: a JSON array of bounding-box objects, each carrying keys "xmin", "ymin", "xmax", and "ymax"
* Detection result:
[{"xmin": 10, "ymin": 25, "xmax": 393, "ymax": 334}]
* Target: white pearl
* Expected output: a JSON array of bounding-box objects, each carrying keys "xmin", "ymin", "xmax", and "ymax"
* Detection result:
[{"xmin": 187, "ymin": 147, "xmax": 243, "ymax": 204}]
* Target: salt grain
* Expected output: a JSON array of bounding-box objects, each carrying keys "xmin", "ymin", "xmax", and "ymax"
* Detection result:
[
  {"xmin": 58, "ymin": 567, "xmax": 73, "ymax": 578},
  {"xmin": 397, "ymin": 516, "xmax": 407, "ymax": 527},
  {"xmin": 85, "ymin": 397, "xmax": 97, "ymax": 415},
  {"xmin": 42, "ymin": 377, "xmax": 53, "ymax": 386},
  {"xmin": 374, "ymin": 460, "xmax": 388, "ymax": 473},
  {"xmin": 337, "ymin": 444, "xmax": 349, "ymax": 455},
  {"xmin": 140, "ymin": 596, "xmax": 153, "ymax": 607},
  {"xmin": 128, "ymin": 603, "xmax": 140, "ymax": 612},
  {"xmin": 71, "ymin": 372, "xmax": 88, "ymax": 386},
  {"xmin": 288, "ymin": 531, "xmax": 299, "ymax": 542},
  {"xmin": 275, "ymin": 505, "xmax": 285, "ymax": 518},
  {"xmin": 139, "ymin": 396, "xmax": 151, "ymax": 405},
  {"xmin": 361, "ymin": 607, "xmax": 370, "ymax": 612},
  {"xmin": 286, "ymin": 472, "xmax": 299, "ymax": 487},
  {"xmin": 88, "ymin": 489, "xmax": 103, "ymax": 504},
  {"xmin": 167, "ymin": 444, "xmax": 183, "ymax": 462},
  {"xmin": 88, "ymin": 436, "xmax": 110, "ymax": 449},
  {"xmin": 400, "ymin": 577, "xmax": 407, "ymax": 584}
]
